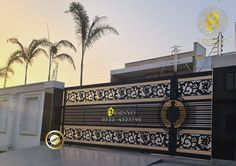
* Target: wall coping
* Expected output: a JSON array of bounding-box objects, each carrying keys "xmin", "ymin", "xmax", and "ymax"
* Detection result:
[{"xmin": 0, "ymin": 81, "xmax": 64, "ymax": 95}]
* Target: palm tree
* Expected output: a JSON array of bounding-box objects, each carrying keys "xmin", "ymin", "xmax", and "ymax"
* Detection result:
[
  {"xmin": 7, "ymin": 38, "xmax": 48, "ymax": 84},
  {"xmin": 47, "ymin": 40, "xmax": 76, "ymax": 81},
  {"xmin": 0, "ymin": 53, "xmax": 23, "ymax": 88},
  {"xmin": 66, "ymin": 2, "xmax": 119, "ymax": 86},
  {"xmin": 0, "ymin": 69, "xmax": 4, "ymax": 78},
  {"xmin": 0, "ymin": 68, "xmax": 5, "ymax": 86}
]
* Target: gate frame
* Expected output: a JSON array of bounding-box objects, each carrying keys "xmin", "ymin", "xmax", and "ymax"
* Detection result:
[{"xmin": 60, "ymin": 71, "xmax": 212, "ymax": 159}]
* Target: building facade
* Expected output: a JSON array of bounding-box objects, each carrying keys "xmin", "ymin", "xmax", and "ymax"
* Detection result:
[
  {"xmin": 111, "ymin": 42, "xmax": 209, "ymax": 82},
  {"xmin": 212, "ymin": 53, "xmax": 236, "ymax": 162}
]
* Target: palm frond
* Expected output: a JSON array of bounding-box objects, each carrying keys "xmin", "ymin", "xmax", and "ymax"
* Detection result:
[
  {"xmin": 29, "ymin": 40, "xmax": 40, "ymax": 57},
  {"xmin": 7, "ymin": 52, "xmax": 24, "ymax": 66},
  {"xmin": 28, "ymin": 39, "xmax": 49, "ymax": 59},
  {"xmin": 86, "ymin": 24, "xmax": 119, "ymax": 48},
  {"xmin": 37, "ymin": 39, "xmax": 51, "ymax": 47},
  {"xmin": 56, "ymin": 40, "xmax": 77, "ymax": 52},
  {"xmin": 13, "ymin": 57, "xmax": 24, "ymax": 65},
  {"xmin": 7, "ymin": 38, "xmax": 24, "ymax": 52},
  {"xmin": 2, "ymin": 66, "xmax": 14, "ymax": 79},
  {"xmin": 0, "ymin": 67, "xmax": 6, "ymax": 78},
  {"xmin": 66, "ymin": 2, "xmax": 90, "ymax": 45},
  {"xmin": 9, "ymin": 50, "xmax": 25, "ymax": 62},
  {"xmin": 0, "ymin": 67, "xmax": 5, "ymax": 72},
  {"xmin": 7, "ymin": 67, "xmax": 14, "ymax": 75},
  {"xmin": 86, "ymin": 16, "xmax": 107, "ymax": 44},
  {"xmin": 32, "ymin": 48, "xmax": 48, "ymax": 58},
  {"xmin": 10, "ymin": 50, "xmax": 23, "ymax": 57},
  {"xmin": 54, "ymin": 53, "xmax": 76, "ymax": 69}
]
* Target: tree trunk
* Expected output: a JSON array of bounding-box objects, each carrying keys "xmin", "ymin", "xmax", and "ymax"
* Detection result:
[
  {"xmin": 80, "ymin": 47, "xmax": 85, "ymax": 86},
  {"xmin": 3, "ymin": 77, "xmax": 6, "ymax": 88},
  {"xmin": 24, "ymin": 63, "xmax": 29, "ymax": 84},
  {"xmin": 48, "ymin": 55, "xmax": 52, "ymax": 81},
  {"xmin": 3, "ymin": 70, "xmax": 7, "ymax": 88}
]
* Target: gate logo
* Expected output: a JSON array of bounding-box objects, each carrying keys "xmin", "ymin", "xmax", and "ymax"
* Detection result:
[
  {"xmin": 107, "ymin": 107, "xmax": 116, "ymax": 117},
  {"xmin": 197, "ymin": 6, "xmax": 228, "ymax": 37},
  {"xmin": 45, "ymin": 130, "xmax": 64, "ymax": 150},
  {"xmin": 161, "ymin": 100, "xmax": 187, "ymax": 129}
]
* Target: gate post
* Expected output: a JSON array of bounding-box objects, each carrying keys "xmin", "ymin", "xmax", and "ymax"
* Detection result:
[
  {"xmin": 40, "ymin": 82, "xmax": 64, "ymax": 141},
  {"xmin": 168, "ymin": 74, "xmax": 179, "ymax": 155}
]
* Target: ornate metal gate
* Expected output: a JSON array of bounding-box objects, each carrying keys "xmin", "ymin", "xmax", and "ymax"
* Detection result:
[{"xmin": 62, "ymin": 71, "xmax": 212, "ymax": 159}]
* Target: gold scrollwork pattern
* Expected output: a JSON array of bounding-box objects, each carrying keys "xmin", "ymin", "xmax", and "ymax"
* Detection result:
[
  {"xmin": 161, "ymin": 100, "xmax": 187, "ymax": 129},
  {"xmin": 161, "ymin": 101, "xmax": 172, "ymax": 128}
]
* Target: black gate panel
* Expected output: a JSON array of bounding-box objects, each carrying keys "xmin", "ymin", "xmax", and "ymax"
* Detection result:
[
  {"xmin": 62, "ymin": 72, "xmax": 212, "ymax": 159},
  {"xmin": 64, "ymin": 103, "xmax": 163, "ymax": 127}
]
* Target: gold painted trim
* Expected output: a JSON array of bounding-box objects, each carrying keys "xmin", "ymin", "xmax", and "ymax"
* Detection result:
[
  {"xmin": 178, "ymin": 75, "xmax": 212, "ymax": 82},
  {"xmin": 65, "ymin": 139, "xmax": 168, "ymax": 151},
  {"xmin": 176, "ymin": 148, "xmax": 211, "ymax": 155},
  {"xmin": 64, "ymin": 125, "xmax": 166, "ymax": 133},
  {"xmin": 178, "ymin": 130, "xmax": 211, "ymax": 135},
  {"xmin": 66, "ymin": 97, "xmax": 165, "ymax": 106},
  {"xmin": 182, "ymin": 95, "xmax": 212, "ymax": 100}
]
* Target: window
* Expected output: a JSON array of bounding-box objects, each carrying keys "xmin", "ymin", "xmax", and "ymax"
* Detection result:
[
  {"xmin": 0, "ymin": 98, "xmax": 8, "ymax": 132},
  {"xmin": 20, "ymin": 95, "xmax": 40, "ymax": 135},
  {"xmin": 225, "ymin": 72, "xmax": 236, "ymax": 90}
]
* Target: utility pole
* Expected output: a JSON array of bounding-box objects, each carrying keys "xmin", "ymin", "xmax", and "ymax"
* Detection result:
[
  {"xmin": 216, "ymin": 32, "xmax": 224, "ymax": 56},
  {"xmin": 47, "ymin": 23, "xmax": 59, "ymax": 81},
  {"xmin": 51, "ymin": 62, "xmax": 58, "ymax": 81},
  {"xmin": 47, "ymin": 23, "xmax": 50, "ymax": 41},
  {"xmin": 219, "ymin": 32, "xmax": 224, "ymax": 56},
  {"xmin": 171, "ymin": 45, "xmax": 181, "ymax": 74}
]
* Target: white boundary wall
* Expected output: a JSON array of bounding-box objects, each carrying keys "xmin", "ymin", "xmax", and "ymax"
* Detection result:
[{"xmin": 0, "ymin": 81, "xmax": 64, "ymax": 151}]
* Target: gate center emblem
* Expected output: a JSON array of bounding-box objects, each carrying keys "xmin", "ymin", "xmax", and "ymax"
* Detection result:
[{"xmin": 161, "ymin": 100, "xmax": 186, "ymax": 129}]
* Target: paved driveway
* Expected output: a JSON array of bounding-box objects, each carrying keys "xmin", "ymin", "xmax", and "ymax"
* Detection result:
[{"xmin": 0, "ymin": 145, "xmax": 211, "ymax": 166}]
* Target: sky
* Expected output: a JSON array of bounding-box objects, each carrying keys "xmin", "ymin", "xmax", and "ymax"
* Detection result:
[{"xmin": 0, "ymin": 0, "xmax": 236, "ymax": 88}]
